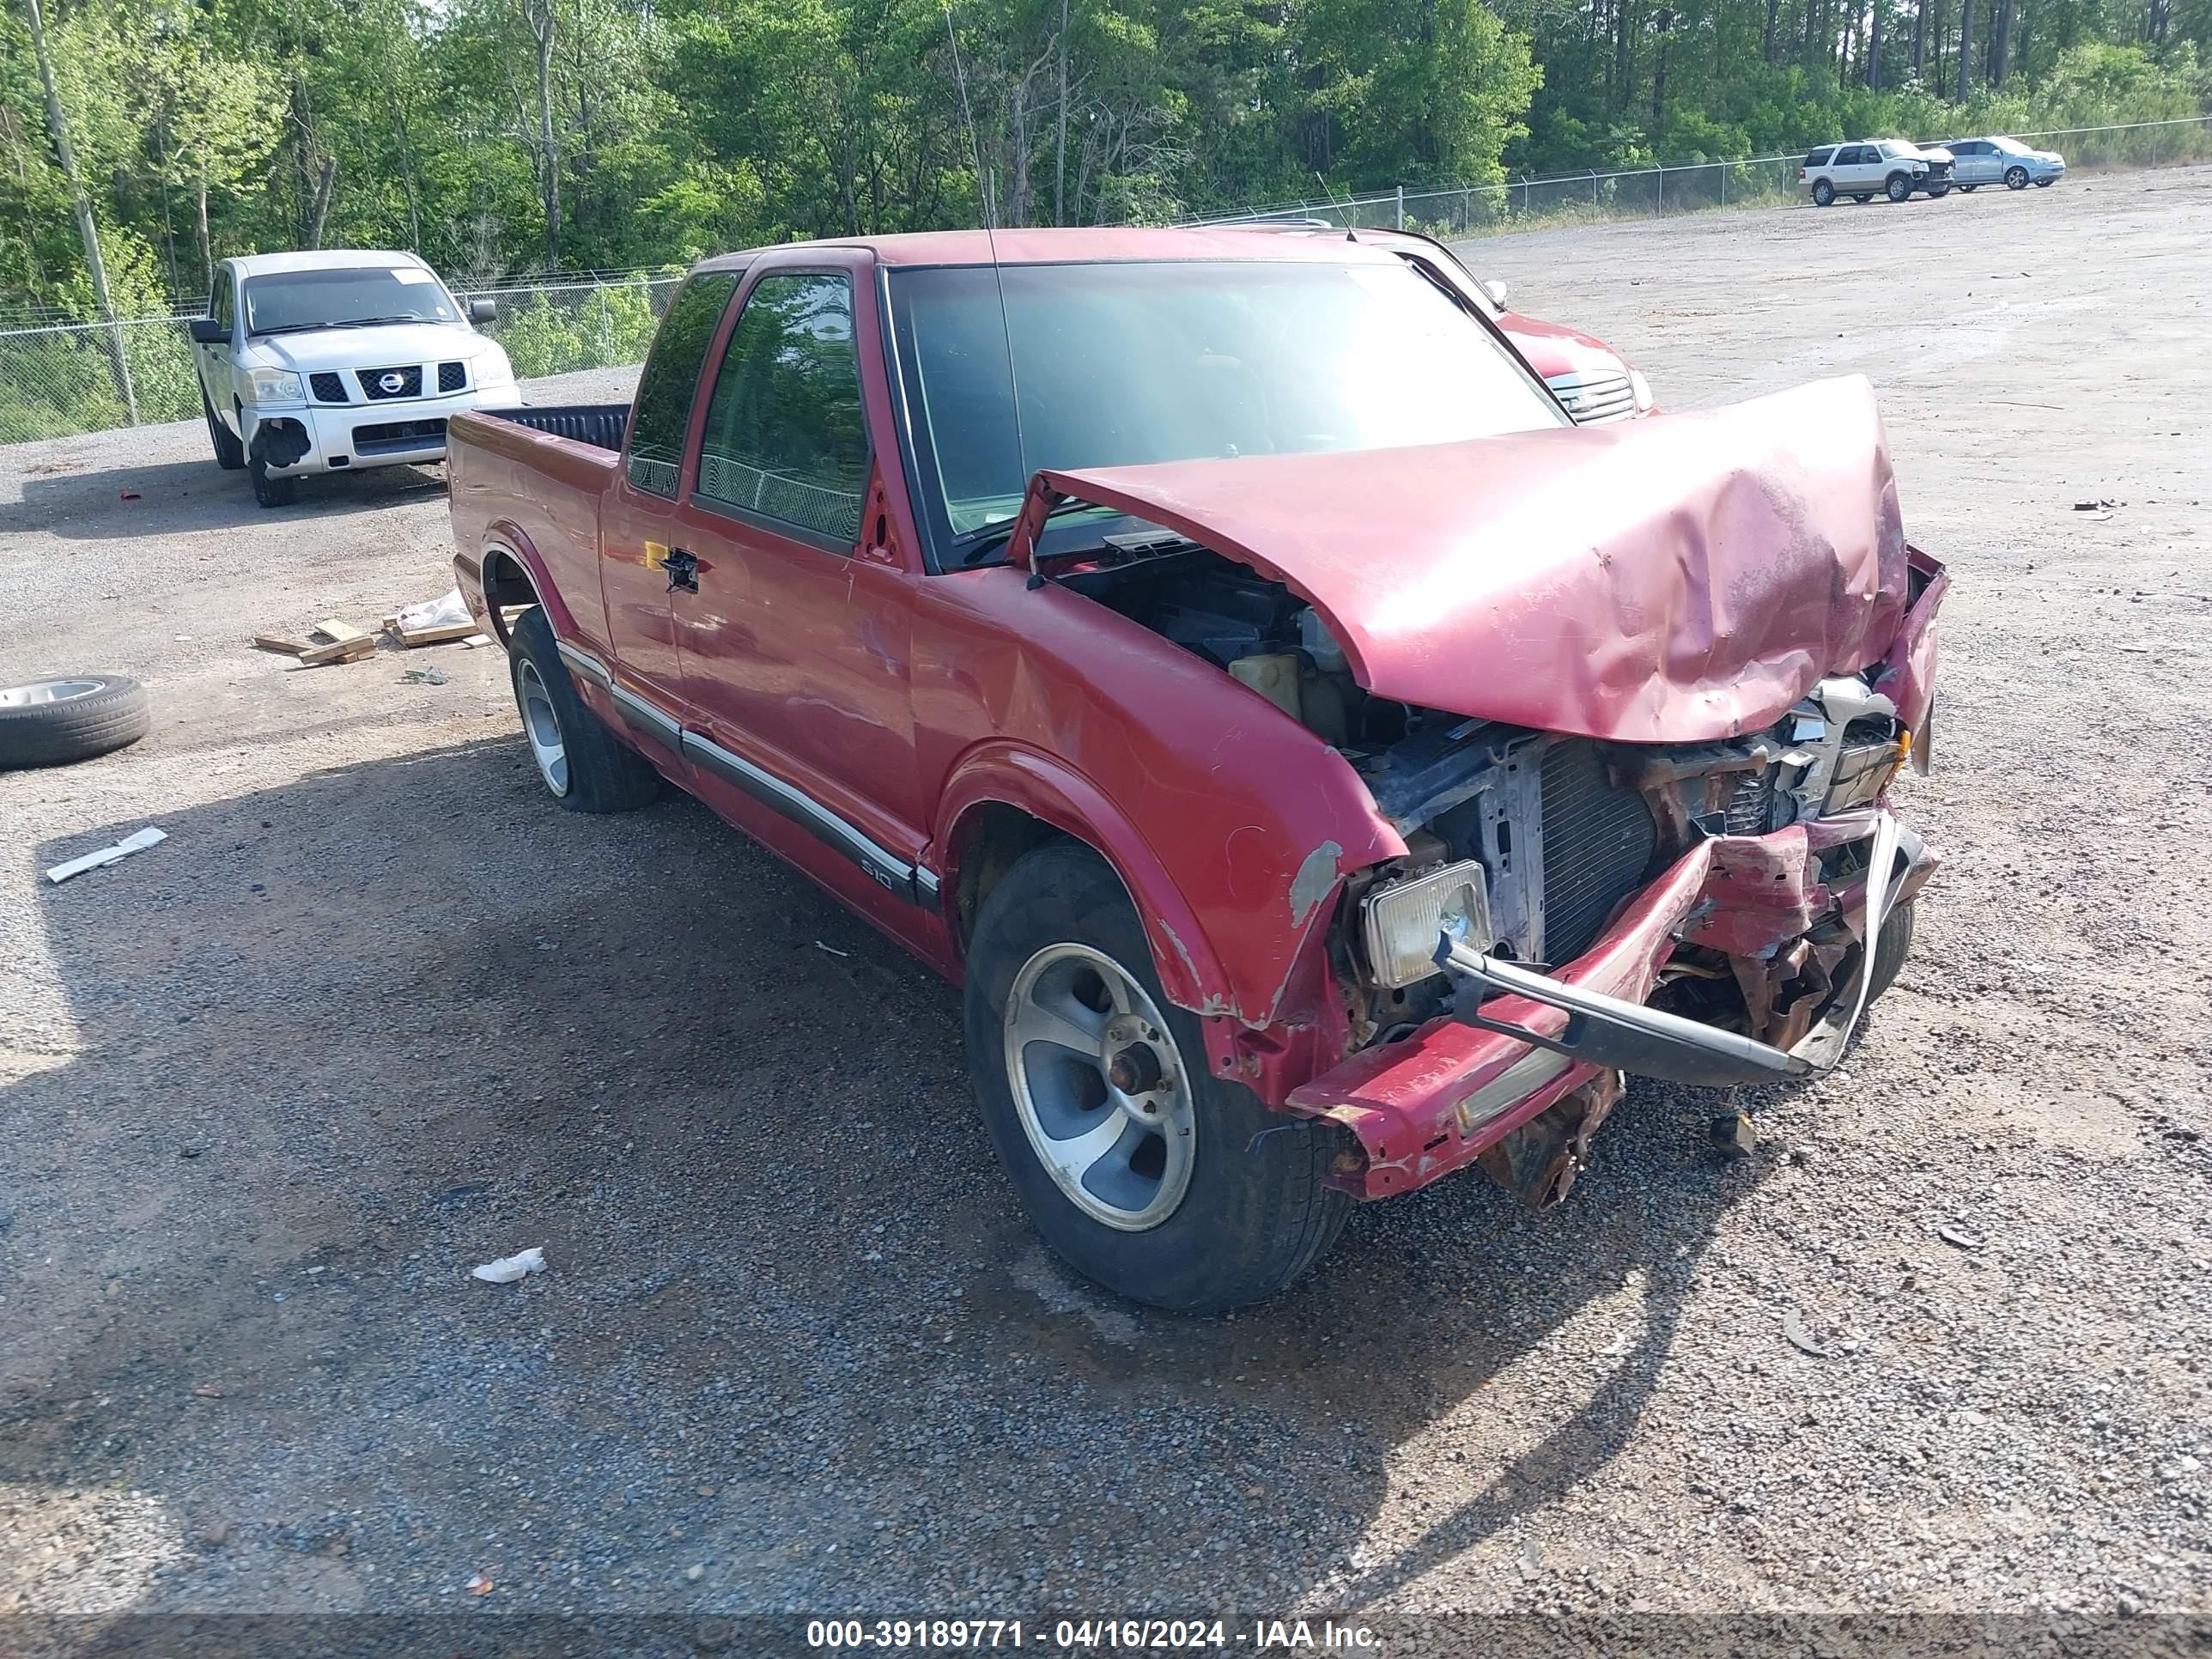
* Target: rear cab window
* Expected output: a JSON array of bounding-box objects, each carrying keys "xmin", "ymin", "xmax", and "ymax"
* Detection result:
[
  {"xmin": 1805, "ymin": 148, "xmax": 1835, "ymax": 168},
  {"xmin": 625, "ymin": 271, "xmax": 739, "ymax": 497}
]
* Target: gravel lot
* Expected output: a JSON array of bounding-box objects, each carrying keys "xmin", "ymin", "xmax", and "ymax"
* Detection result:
[{"xmin": 3, "ymin": 174, "xmax": 2209, "ymax": 1639}]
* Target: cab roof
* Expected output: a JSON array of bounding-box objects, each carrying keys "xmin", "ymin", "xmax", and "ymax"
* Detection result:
[{"xmin": 693, "ymin": 225, "xmax": 1407, "ymax": 274}]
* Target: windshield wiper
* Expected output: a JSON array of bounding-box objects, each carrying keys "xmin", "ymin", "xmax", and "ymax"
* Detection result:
[
  {"xmin": 951, "ymin": 499, "xmax": 1115, "ymax": 568},
  {"xmin": 250, "ymin": 315, "xmax": 432, "ymax": 337}
]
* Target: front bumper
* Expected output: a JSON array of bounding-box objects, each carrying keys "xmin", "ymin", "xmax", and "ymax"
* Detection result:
[
  {"xmin": 243, "ymin": 385, "xmax": 524, "ymax": 475},
  {"xmin": 1285, "ymin": 807, "xmax": 1938, "ymax": 1200}
]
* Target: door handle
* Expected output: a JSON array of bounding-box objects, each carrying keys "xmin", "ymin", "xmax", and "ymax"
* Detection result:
[{"xmin": 665, "ymin": 547, "xmax": 700, "ymax": 593}]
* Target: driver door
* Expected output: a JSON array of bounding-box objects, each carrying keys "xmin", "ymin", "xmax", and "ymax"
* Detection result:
[{"xmin": 194, "ymin": 268, "xmax": 238, "ymax": 428}]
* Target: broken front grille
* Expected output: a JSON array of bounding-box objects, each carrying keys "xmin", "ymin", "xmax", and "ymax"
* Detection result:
[
  {"xmin": 1538, "ymin": 738, "xmax": 1658, "ymax": 962},
  {"xmin": 357, "ymin": 366, "xmax": 422, "ymax": 400}
]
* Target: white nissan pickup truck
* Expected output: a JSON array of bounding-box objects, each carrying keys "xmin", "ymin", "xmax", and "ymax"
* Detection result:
[{"xmin": 189, "ymin": 250, "xmax": 522, "ymax": 507}]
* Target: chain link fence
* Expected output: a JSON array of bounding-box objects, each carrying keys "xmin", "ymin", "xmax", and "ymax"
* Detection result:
[
  {"xmin": 1192, "ymin": 113, "xmax": 2212, "ymax": 236},
  {"xmin": 0, "ymin": 271, "xmax": 681, "ymax": 446},
  {"xmin": 5, "ymin": 115, "xmax": 2207, "ymax": 445}
]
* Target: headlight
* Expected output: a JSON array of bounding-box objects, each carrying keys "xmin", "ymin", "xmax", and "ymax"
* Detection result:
[
  {"xmin": 473, "ymin": 346, "xmax": 516, "ymax": 386},
  {"xmin": 241, "ymin": 368, "xmax": 305, "ymax": 404},
  {"xmin": 1361, "ymin": 860, "xmax": 1494, "ymax": 990},
  {"xmin": 1629, "ymin": 368, "xmax": 1654, "ymax": 412}
]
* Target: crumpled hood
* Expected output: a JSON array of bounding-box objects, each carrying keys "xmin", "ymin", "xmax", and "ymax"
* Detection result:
[
  {"xmin": 1028, "ymin": 376, "xmax": 1911, "ymax": 744},
  {"xmin": 246, "ymin": 322, "xmax": 501, "ymax": 376}
]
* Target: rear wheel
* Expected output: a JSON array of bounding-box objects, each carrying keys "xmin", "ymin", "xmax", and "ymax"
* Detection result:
[
  {"xmin": 2006, "ymin": 166, "xmax": 2029, "ymax": 190},
  {"xmin": 1885, "ymin": 173, "xmax": 1912, "ymax": 203},
  {"xmin": 1812, "ymin": 179, "xmax": 1835, "ymax": 206},
  {"xmin": 506, "ymin": 606, "xmax": 662, "ymax": 813},
  {"xmin": 964, "ymin": 842, "xmax": 1347, "ymax": 1312},
  {"xmin": 202, "ymin": 387, "xmax": 244, "ymax": 470}
]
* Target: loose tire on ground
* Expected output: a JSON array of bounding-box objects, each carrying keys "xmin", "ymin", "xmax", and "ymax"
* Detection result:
[
  {"xmin": 202, "ymin": 388, "xmax": 245, "ymax": 471},
  {"xmin": 505, "ymin": 606, "xmax": 661, "ymax": 813},
  {"xmin": 1886, "ymin": 173, "xmax": 1912, "ymax": 203},
  {"xmin": 1960, "ymin": 183, "xmax": 1978, "ymax": 191},
  {"xmin": 963, "ymin": 841, "xmax": 1349, "ymax": 1313},
  {"xmin": 2006, "ymin": 166, "xmax": 2029, "ymax": 190},
  {"xmin": 1812, "ymin": 179, "xmax": 1835, "ymax": 207},
  {"xmin": 1854, "ymin": 193, "xmax": 1873, "ymax": 204},
  {"xmin": 0, "ymin": 675, "xmax": 151, "ymax": 770},
  {"xmin": 2034, "ymin": 177, "xmax": 2053, "ymax": 187}
]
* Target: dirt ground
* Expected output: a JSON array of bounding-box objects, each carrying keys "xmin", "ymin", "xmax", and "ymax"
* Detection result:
[{"xmin": 3, "ymin": 173, "xmax": 2208, "ymax": 1640}]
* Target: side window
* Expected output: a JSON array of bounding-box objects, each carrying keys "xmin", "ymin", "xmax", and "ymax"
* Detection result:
[
  {"xmin": 626, "ymin": 272, "xmax": 738, "ymax": 497},
  {"xmin": 212, "ymin": 274, "xmax": 234, "ymax": 333},
  {"xmin": 694, "ymin": 272, "xmax": 868, "ymax": 546},
  {"xmin": 1805, "ymin": 149, "xmax": 1831, "ymax": 169}
]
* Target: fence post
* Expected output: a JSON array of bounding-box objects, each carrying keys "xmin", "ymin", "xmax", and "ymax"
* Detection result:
[
  {"xmin": 1656, "ymin": 165, "xmax": 1663, "ymax": 218},
  {"xmin": 1721, "ymin": 163, "xmax": 1727, "ymax": 208},
  {"xmin": 1395, "ymin": 184, "xmax": 1404, "ymax": 230},
  {"xmin": 1591, "ymin": 170, "xmax": 1599, "ymax": 211}
]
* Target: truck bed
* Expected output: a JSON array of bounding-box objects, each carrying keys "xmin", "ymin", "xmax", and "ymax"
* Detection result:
[{"xmin": 485, "ymin": 404, "xmax": 630, "ymax": 452}]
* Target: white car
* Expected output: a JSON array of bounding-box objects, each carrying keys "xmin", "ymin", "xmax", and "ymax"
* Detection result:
[
  {"xmin": 1938, "ymin": 135, "xmax": 2067, "ymax": 191},
  {"xmin": 189, "ymin": 250, "xmax": 522, "ymax": 507}
]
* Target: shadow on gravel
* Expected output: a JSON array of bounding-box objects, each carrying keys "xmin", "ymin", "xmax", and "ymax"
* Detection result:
[
  {"xmin": 4, "ymin": 736, "xmax": 1759, "ymax": 1609},
  {"xmin": 15, "ymin": 455, "xmax": 444, "ymax": 541}
]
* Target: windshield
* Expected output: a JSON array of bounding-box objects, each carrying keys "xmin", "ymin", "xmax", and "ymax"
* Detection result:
[
  {"xmin": 242, "ymin": 266, "xmax": 460, "ymax": 335},
  {"xmin": 1880, "ymin": 142, "xmax": 1919, "ymax": 158},
  {"xmin": 1991, "ymin": 136, "xmax": 2035, "ymax": 155},
  {"xmin": 887, "ymin": 258, "xmax": 1566, "ymax": 561}
]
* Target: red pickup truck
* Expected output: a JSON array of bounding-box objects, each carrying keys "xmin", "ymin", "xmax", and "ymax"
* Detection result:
[{"xmin": 447, "ymin": 226, "xmax": 1947, "ymax": 1313}]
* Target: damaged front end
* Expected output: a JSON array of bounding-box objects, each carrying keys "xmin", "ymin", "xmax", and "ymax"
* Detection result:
[
  {"xmin": 1293, "ymin": 575, "xmax": 1946, "ymax": 1203},
  {"xmin": 1008, "ymin": 377, "xmax": 1950, "ymax": 1207}
]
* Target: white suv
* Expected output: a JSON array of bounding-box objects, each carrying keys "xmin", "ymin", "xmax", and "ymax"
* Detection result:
[
  {"xmin": 189, "ymin": 251, "xmax": 522, "ymax": 507},
  {"xmin": 1801, "ymin": 141, "xmax": 1954, "ymax": 207}
]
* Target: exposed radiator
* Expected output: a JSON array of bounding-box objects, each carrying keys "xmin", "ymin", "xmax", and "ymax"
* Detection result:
[{"xmin": 1538, "ymin": 738, "xmax": 1659, "ymax": 962}]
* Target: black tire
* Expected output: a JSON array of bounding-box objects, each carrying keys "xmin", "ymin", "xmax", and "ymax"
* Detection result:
[
  {"xmin": 0, "ymin": 674, "xmax": 150, "ymax": 770},
  {"xmin": 1812, "ymin": 179, "xmax": 1835, "ymax": 206},
  {"xmin": 964, "ymin": 841, "xmax": 1349, "ymax": 1313},
  {"xmin": 1886, "ymin": 173, "xmax": 1912, "ymax": 203},
  {"xmin": 1853, "ymin": 193, "xmax": 1873, "ymax": 204},
  {"xmin": 2034, "ymin": 177, "xmax": 2052, "ymax": 188},
  {"xmin": 505, "ymin": 606, "xmax": 661, "ymax": 813},
  {"xmin": 2006, "ymin": 167, "xmax": 2029, "ymax": 190},
  {"xmin": 1960, "ymin": 183, "xmax": 1978, "ymax": 192},
  {"xmin": 1867, "ymin": 896, "xmax": 1916, "ymax": 1005},
  {"xmin": 248, "ymin": 435, "xmax": 298, "ymax": 508},
  {"xmin": 1925, "ymin": 181, "xmax": 1951, "ymax": 198},
  {"xmin": 202, "ymin": 386, "xmax": 244, "ymax": 471}
]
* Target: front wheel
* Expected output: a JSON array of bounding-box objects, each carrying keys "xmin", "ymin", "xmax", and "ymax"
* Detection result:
[
  {"xmin": 2006, "ymin": 167, "xmax": 2029, "ymax": 190},
  {"xmin": 1886, "ymin": 173, "xmax": 1912, "ymax": 203},
  {"xmin": 964, "ymin": 842, "xmax": 1347, "ymax": 1313},
  {"xmin": 1812, "ymin": 179, "xmax": 1835, "ymax": 207},
  {"xmin": 248, "ymin": 452, "xmax": 297, "ymax": 508}
]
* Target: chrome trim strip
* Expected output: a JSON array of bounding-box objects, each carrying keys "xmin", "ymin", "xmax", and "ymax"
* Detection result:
[
  {"xmin": 914, "ymin": 864, "xmax": 942, "ymax": 913},
  {"xmin": 555, "ymin": 641, "xmax": 611, "ymax": 688},
  {"xmin": 609, "ymin": 684, "xmax": 683, "ymax": 752},
  {"xmin": 681, "ymin": 730, "xmax": 915, "ymax": 898}
]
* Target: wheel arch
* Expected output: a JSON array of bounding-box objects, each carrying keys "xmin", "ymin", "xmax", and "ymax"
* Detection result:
[
  {"xmin": 471, "ymin": 525, "xmax": 578, "ymax": 647},
  {"xmin": 933, "ymin": 748, "xmax": 1233, "ymax": 1023}
]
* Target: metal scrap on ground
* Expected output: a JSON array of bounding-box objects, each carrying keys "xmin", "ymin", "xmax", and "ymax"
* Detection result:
[{"xmin": 44, "ymin": 825, "xmax": 167, "ymax": 884}]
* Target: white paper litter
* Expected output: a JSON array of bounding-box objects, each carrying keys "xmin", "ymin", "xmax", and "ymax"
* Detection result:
[
  {"xmin": 471, "ymin": 1246, "xmax": 546, "ymax": 1284},
  {"xmin": 394, "ymin": 586, "xmax": 471, "ymax": 635},
  {"xmin": 45, "ymin": 826, "xmax": 167, "ymax": 884}
]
